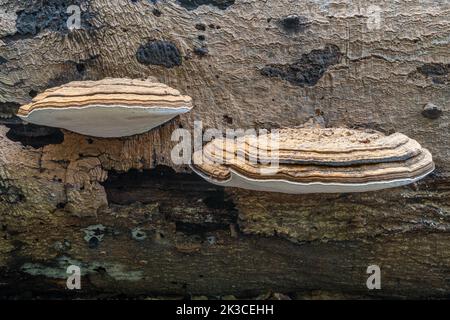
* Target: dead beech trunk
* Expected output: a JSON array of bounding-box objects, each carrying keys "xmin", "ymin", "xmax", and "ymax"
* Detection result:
[{"xmin": 0, "ymin": 0, "xmax": 449, "ymax": 299}]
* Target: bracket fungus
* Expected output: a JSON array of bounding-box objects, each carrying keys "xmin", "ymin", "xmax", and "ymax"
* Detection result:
[
  {"xmin": 191, "ymin": 128, "xmax": 434, "ymax": 194},
  {"xmin": 17, "ymin": 78, "xmax": 193, "ymax": 138}
]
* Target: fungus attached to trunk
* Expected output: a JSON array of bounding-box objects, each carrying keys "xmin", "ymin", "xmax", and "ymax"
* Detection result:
[
  {"xmin": 16, "ymin": 78, "xmax": 193, "ymax": 138},
  {"xmin": 191, "ymin": 128, "xmax": 435, "ymax": 194}
]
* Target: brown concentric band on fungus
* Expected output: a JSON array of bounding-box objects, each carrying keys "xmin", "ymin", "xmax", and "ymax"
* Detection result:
[
  {"xmin": 18, "ymin": 95, "xmax": 191, "ymax": 114},
  {"xmin": 204, "ymin": 130, "xmax": 422, "ymax": 166},
  {"xmin": 190, "ymin": 128, "xmax": 435, "ymax": 193},
  {"xmin": 226, "ymin": 150, "xmax": 433, "ymax": 183},
  {"xmin": 17, "ymin": 78, "xmax": 193, "ymax": 138},
  {"xmin": 194, "ymin": 147, "xmax": 433, "ymax": 184},
  {"xmin": 203, "ymin": 137, "xmax": 422, "ymax": 166}
]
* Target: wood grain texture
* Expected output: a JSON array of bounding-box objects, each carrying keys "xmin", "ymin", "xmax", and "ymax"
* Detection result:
[{"xmin": 0, "ymin": 0, "xmax": 449, "ymax": 298}]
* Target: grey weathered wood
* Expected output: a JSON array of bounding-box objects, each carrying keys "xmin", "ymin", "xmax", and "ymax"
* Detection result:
[{"xmin": 0, "ymin": 0, "xmax": 449, "ymax": 298}]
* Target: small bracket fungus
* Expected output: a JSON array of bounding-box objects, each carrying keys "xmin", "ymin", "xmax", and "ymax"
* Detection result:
[
  {"xmin": 17, "ymin": 78, "xmax": 193, "ymax": 138},
  {"xmin": 191, "ymin": 128, "xmax": 435, "ymax": 194}
]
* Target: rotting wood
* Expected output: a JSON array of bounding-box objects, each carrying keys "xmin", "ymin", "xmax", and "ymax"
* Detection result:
[{"xmin": 0, "ymin": 0, "xmax": 449, "ymax": 298}]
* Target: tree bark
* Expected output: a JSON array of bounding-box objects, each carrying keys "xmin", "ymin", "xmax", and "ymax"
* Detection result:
[{"xmin": 0, "ymin": 0, "xmax": 449, "ymax": 299}]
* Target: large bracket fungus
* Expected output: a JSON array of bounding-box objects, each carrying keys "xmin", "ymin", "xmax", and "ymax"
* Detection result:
[
  {"xmin": 17, "ymin": 78, "xmax": 193, "ymax": 138},
  {"xmin": 191, "ymin": 128, "xmax": 435, "ymax": 194}
]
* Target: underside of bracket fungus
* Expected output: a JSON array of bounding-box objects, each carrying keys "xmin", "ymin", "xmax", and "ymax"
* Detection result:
[
  {"xmin": 191, "ymin": 128, "xmax": 435, "ymax": 194},
  {"xmin": 17, "ymin": 78, "xmax": 193, "ymax": 138}
]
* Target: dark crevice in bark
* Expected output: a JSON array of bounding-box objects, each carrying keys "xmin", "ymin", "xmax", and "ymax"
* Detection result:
[
  {"xmin": 102, "ymin": 165, "xmax": 238, "ymax": 225},
  {"xmin": 176, "ymin": 0, "xmax": 235, "ymax": 11},
  {"xmin": 175, "ymin": 221, "xmax": 230, "ymax": 236}
]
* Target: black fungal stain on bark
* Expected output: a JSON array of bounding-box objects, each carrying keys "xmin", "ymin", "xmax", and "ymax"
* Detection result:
[
  {"xmin": 194, "ymin": 46, "xmax": 209, "ymax": 57},
  {"xmin": 209, "ymin": 24, "xmax": 221, "ymax": 29},
  {"xmin": 136, "ymin": 40, "xmax": 182, "ymax": 68},
  {"xmin": 223, "ymin": 115, "xmax": 233, "ymax": 124},
  {"xmin": 46, "ymin": 56, "xmax": 98, "ymax": 88},
  {"xmin": 195, "ymin": 23, "xmax": 207, "ymax": 31},
  {"xmin": 177, "ymin": 0, "xmax": 235, "ymax": 10},
  {"xmin": 5, "ymin": 122, "xmax": 64, "ymax": 149},
  {"xmin": 417, "ymin": 63, "xmax": 449, "ymax": 84},
  {"xmin": 261, "ymin": 44, "xmax": 342, "ymax": 87},
  {"xmin": 46, "ymin": 77, "xmax": 79, "ymax": 91},
  {"xmin": 47, "ymin": 72, "xmax": 82, "ymax": 89},
  {"xmin": 0, "ymin": 174, "xmax": 25, "ymax": 204},
  {"xmin": 0, "ymin": 102, "xmax": 20, "ymax": 122},
  {"xmin": 88, "ymin": 237, "xmax": 99, "ymax": 249},
  {"xmin": 418, "ymin": 63, "xmax": 449, "ymax": 76},
  {"xmin": 422, "ymin": 103, "xmax": 443, "ymax": 120},
  {"xmin": 0, "ymin": 181, "xmax": 25, "ymax": 204},
  {"xmin": 29, "ymin": 90, "xmax": 38, "ymax": 98},
  {"xmin": 9, "ymin": 0, "xmax": 94, "ymax": 39},
  {"xmin": 152, "ymin": 8, "xmax": 162, "ymax": 17},
  {"xmin": 278, "ymin": 15, "xmax": 310, "ymax": 34},
  {"xmin": 75, "ymin": 63, "xmax": 86, "ymax": 74}
]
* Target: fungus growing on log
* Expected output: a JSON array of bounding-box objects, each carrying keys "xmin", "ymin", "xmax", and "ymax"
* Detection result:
[
  {"xmin": 16, "ymin": 78, "xmax": 193, "ymax": 138},
  {"xmin": 191, "ymin": 128, "xmax": 435, "ymax": 194}
]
